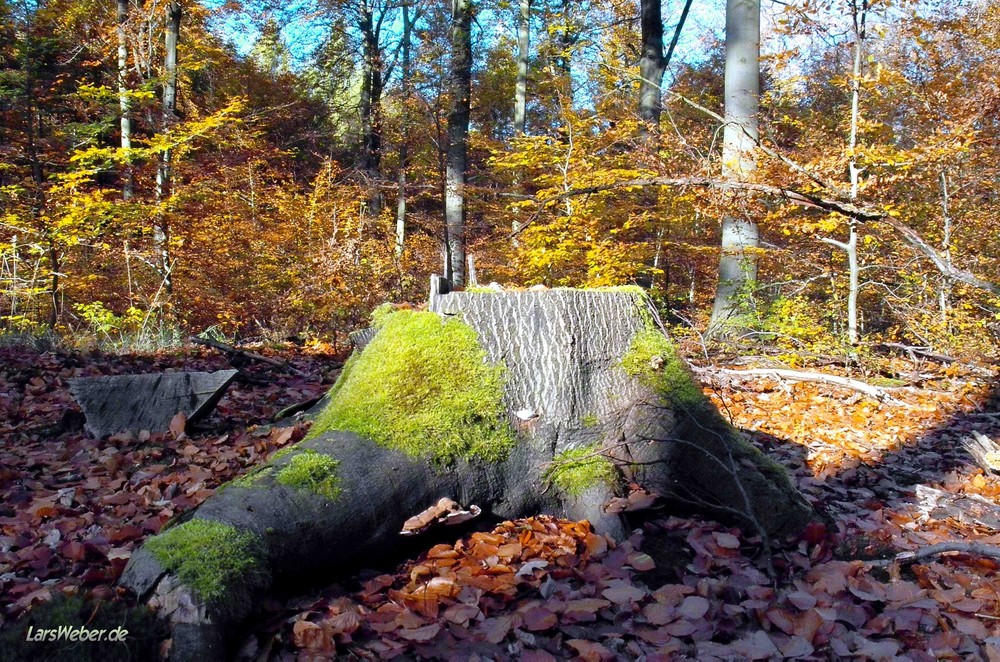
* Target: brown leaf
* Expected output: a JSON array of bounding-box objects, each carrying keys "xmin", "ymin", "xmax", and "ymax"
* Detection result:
[
  {"xmin": 566, "ymin": 639, "xmax": 614, "ymax": 662},
  {"xmin": 478, "ymin": 614, "xmax": 515, "ymax": 644},
  {"xmin": 396, "ymin": 623, "xmax": 441, "ymax": 642},
  {"xmin": 323, "ymin": 610, "xmax": 360, "ymax": 636},
  {"xmin": 601, "ymin": 585, "xmax": 647, "ymax": 605},
  {"xmin": 642, "ymin": 602, "xmax": 675, "ymax": 626},
  {"xmin": 169, "ymin": 412, "xmax": 187, "ymax": 440},
  {"xmin": 522, "ymin": 606, "xmax": 557, "ymax": 631},
  {"xmin": 628, "ymin": 552, "xmax": 656, "ymax": 572},
  {"xmin": 291, "ymin": 621, "xmax": 330, "ymax": 651},
  {"xmin": 677, "ymin": 595, "xmax": 710, "ymax": 619}
]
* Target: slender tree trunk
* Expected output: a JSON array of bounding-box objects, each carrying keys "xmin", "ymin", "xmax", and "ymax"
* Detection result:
[
  {"xmin": 638, "ymin": 0, "xmax": 665, "ymax": 141},
  {"xmin": 118, "ymin": 0, "xmax": 133, "ymax": 201},
  {"xmin": 155, "ymin": 1, "xmax": 181, "ymax": 296},
  {"xmin": 511, "ymin": 0, "xmax": 530, "ymax": 243},
  {"xmin": 445, "ymin": 0, "xmax": 473, "ymax": 286},
  {"xmin": 395, "ymin": 3, "xmax": 415, "ymax": 258},
  {"xmin": 939, "ymin": 169, "xmax": 951, "ymax": 324},
  {"xmin": 359, "ymin": 8, "xmax": 383, "ymax": 216},
  {"xmin": 709, "ymin": 0, "xmax": 761, "ymax": 332},
  {"xmin": 821, "ymin": 0, "xmax": 866, "ymax": 345},
  {"xmin": 514, "ymin": 0, "xmax": 530, "ymax": 136},
  {"xmin": 844, "ymin": 2, "xmax": 865, "ymax": 345}
]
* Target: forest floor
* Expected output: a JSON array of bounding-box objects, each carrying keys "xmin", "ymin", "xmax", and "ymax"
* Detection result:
[{"xmin": 2, "ymin": 342, "xmax": 1000, "ymax": 660}]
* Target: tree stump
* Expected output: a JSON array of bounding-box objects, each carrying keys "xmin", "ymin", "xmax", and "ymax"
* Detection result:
[{"xmin": 119, "ymin": 287, "xmax": 813, "ymax": 660}]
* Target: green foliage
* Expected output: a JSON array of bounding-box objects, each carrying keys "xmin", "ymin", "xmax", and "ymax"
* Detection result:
[
  {"xmin": 275, "ymin": 450, "xmax": 342, "ymax": 500},
  {"xmin": 310, "ymin": 309, "xmax": 515, "ymax": 464},
  {"xmin": 145, "ymin": 520, "xmax": 262, "ymax": 602},
  {"xmin": 0, "ymin": 592, "xmax": 165, "ymax": 662},
  {"xmin": 73, "ymin": 302, "xmax": 145, "ymax": 341},
  {"xmin": 545, "ymin": 445, "xmax": 618, "ymax": 497},
  {"xmin": 621, "ymin": 326, "xmax": 706, "ymax": 410}
]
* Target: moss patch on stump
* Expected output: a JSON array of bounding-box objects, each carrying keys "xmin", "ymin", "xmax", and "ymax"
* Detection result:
[
  {"xmin": 145, "ymin": 520, "xmax": 263, "ymax": 602},
  {"xmin": 309, "ymin": 309, "xmax": 515, "ymax": 464}
]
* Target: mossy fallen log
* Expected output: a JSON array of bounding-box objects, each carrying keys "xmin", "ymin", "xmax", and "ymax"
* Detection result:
[{"xmin": 119, "ymin": 287, "xmax": 814, "ymax": 660}]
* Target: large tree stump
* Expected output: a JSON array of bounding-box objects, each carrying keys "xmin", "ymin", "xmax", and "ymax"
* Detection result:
[{"xmin": 119, "ymin": 288, "xmax": 814, "ymax": 660}]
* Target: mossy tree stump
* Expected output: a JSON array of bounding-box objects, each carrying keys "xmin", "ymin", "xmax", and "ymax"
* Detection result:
[{"xmin": 120, "ymin": 287, "xmax": 814, "ymax": 660}]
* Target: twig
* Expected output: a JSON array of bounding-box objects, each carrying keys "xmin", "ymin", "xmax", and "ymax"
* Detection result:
[
  {"xmin": 691, "ymin": 366, "xmax": 901, "ymax": 404},
  {"xmin": 867, "ymin": 541, "xmax": 1000, "ymax": 567},
  {"xmin": 190, "ymin": 336, "xmax": 308, "ymax": 377}
]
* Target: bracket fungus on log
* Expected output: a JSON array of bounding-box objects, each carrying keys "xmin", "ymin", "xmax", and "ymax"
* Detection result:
[{"xmin": 119, "ymin": 284, "xmax": 815, "ymax": 660}]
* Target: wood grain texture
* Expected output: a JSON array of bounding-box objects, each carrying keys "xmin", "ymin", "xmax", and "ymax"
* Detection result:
[{"xmin": 69, "ymin": 370, "xmax": 237, "ymax": 438}]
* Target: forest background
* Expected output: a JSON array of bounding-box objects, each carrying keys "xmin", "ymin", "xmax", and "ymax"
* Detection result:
[{"xmin": 1, "ymin": 0, "xmax": 998, "ymax": 361}]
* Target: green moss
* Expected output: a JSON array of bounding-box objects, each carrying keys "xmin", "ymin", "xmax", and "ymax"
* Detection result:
[
  {"xmin": 309, "ymin": 309, "xmax": 515, "ymax": 464},
  {"xmin": 580, "ymin": 413, "xmax": 600, "ymax": 428},
  {"xmin": 621, "ymin": 326, "xmax": 706, "ymax": 410},
  {"xmin": 545, "ymin": 445, "xmax": 618, "ymax": 497},
  {"xmin": 146, "ymin": 520, "xmax": 262, "ymax": 602},
  {"xmin": 275, "ymin": 450, "xmax": 342, "ymax": 500},
  {"xmin": 221, "ymin": 466, "xmax": 273, "ymax": 491}
]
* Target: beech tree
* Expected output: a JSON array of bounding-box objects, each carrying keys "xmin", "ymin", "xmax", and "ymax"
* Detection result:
[
  {"xmin": 444, "ymin": 0, "xmax": 473, "ymax": 285},
  {"xmin": 709, "ymin": 0, "xmax": 761, "ymax": 332}
]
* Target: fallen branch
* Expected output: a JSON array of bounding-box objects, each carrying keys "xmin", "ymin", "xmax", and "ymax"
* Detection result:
[
  {"xmin": 868, "ymin": 541, "xmax": 1000, "ymax": 567},
  {"xmin": 963, "ymin": 431, "xmax": 1000, "ymax": 474},
  {"xmin": 692, "ymin": 366, "xmax": 900, "ymax": 404},
  {"xmin": 913, "ymin": 484, "xmax": 1000, "ymax": 529},
  {"xmin": 190, "ymin": 336, "xmax": 308, "ymax": 377}
]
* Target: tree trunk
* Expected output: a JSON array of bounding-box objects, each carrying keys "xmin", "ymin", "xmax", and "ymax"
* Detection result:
[
  {"xmin": 514, "ymin": 0, "xmax": 530, "ymax": 136},
  {"xmin": 155, "ymin": 1, "xmax": 181, "ymax": 296},
  {"xmin": 844, "ymin": 0, "xmax": 867, "ymax": 345},
  {"xmin": 445, "ymin": 0, "xmax": 473, "ymax": 286},
  {"xmin": 359, "ymin": 8, "xmax": 384, "ymax": 216},
  {"xmin": 638, "ymin": 0, "xmax": 665, "ymax": 141},
  {"xmin": 395, "ymin": 3, "xmax": 415, "ymax": 258},
  {"xmin": 120, "ymin": 288, "xmax": 814, "ymax": 661},
  {"xmin": 118, "ymin": 0, "xmax": 133, "ymax": 201},
  {"xmin": 709, "ymin": 0, "xmax": 761, "ymax": 332}
]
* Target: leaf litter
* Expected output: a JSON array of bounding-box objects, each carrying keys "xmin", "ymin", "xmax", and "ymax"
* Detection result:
[{"xmin": 3, "ymin": 345, "xmax": 1000, "ymax": 660}]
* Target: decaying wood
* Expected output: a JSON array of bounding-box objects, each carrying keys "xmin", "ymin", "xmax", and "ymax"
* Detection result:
[
  {"xmin": 869, "ymin": 541, "xmax": 1000, "ymax": 567},
  {"xmin": 692, "ymin": 366, "xmax": 900, "ymax": 404},
  {"xmin": 962, "ymin": 431, "xmax": 1000, "ymax": 474},
  {"xmin": 69, "ymin": 370, "xmax": 237, "ymax": 438},
  {"xmin": 913, "ymin": 484, "xmax": 1000, "ymax": 530},
  {"xmin": 190, "ymin": 335, "xmax": 307, "ymax": 377}
]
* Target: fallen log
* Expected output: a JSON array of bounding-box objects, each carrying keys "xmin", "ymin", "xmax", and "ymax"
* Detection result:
[
  {"xmin": 692, "ymin": 366, "xmax": 901, "ymax": 404},
  {"xmin": 121, "ymin": 286, "xmax": 815, "ymax": 660},
  {"xmin": 69, "ymin": 370, "xmax": 237, "ymax": 439}
]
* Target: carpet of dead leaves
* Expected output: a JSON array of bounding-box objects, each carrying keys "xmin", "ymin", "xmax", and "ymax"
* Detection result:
[{"xmin": 4, "ymin": 345, "xmax": 1000, "ymax": 661}]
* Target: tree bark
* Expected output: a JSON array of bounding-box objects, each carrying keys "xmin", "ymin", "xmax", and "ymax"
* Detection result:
[
  {"xmin": 155, "ymin": 1, "xmax": 181, "ymax": 296},
  {"xmin": 117, "ymin": 0, "xmax": 133, "ymax": 201},
  {"xmin": 120, "ymin": 289, "xmax": 814, "ymax": 660},
  {"xmin": 638, "ymin": 0, "xmax": 666, "ymax": 141},
  {"xmin": 710, "ymin": 0, "xmax": 761, "ymax": 332},
  {"xmin": 445, "ymin": 0, "xmax": 473, "ymax": 286}
]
